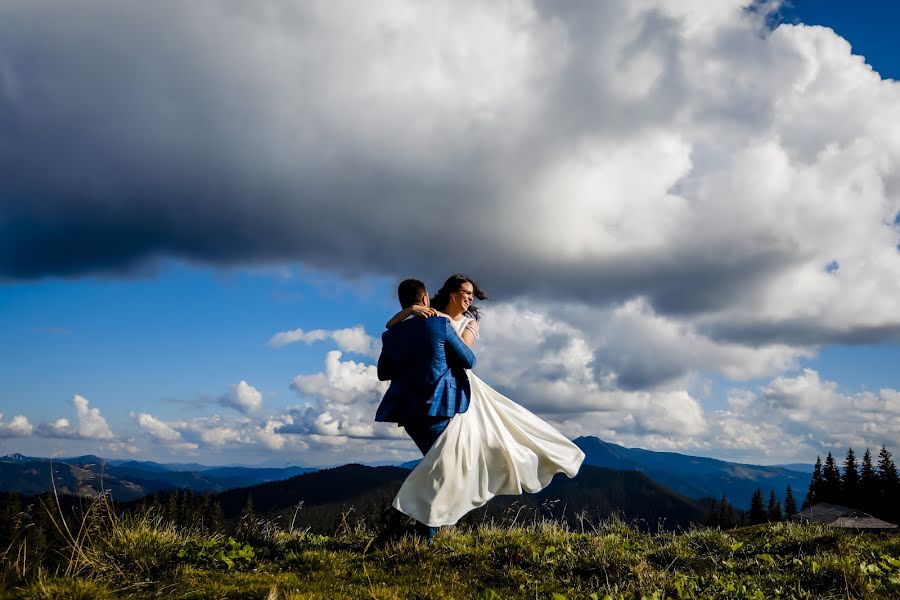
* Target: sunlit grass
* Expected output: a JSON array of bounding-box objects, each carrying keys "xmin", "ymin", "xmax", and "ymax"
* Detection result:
[{"xmin": 2, "ymin": 494, "xmax": 899, "ymax": 599}]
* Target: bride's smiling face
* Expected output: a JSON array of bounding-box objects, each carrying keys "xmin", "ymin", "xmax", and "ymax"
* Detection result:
[{"xmin": 449, "ymin": 282, "xmax": 475, "ymax": 314}]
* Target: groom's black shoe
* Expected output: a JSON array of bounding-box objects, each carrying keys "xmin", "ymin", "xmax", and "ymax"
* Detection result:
[{"xmin": 374, "ymin": 507, "xmax": 406, "ymax": 546}]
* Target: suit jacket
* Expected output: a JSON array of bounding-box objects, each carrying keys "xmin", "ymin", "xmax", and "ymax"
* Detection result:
[{"xmin": 374, "ymin": 316, "xmax": 476, "ymax": 425}]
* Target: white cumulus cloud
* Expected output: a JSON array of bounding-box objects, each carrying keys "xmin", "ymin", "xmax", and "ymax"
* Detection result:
[
  {"xmin": 0, "ymin": 414, "xmax": 33, "ymax": 437},
  {"xmin": 134, "ymin": 412, "xmax": 181, "ymax": 442},
  {"xmin": 268, "ymin": 325, "xmax": 380, "ymax": 358},
  {"xmin": 281, "ymin": 349, "xmax": 396, "ymax": 442},
  {"xmin": 38, "ymin": 395, "xmax": 114, "ymax": 440},
  {"xmin": 219, "ymin": 380, "xmax": 263, "ymax": 414}
]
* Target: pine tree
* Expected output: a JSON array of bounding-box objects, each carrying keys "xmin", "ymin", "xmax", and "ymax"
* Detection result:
[
  {"xmin": 241, "ymin": 494, "xmax": 254, "ymax": 520},
  {"xmin": 749, "ymin": 488, "xmax": 767, "ymax": 525},
  {"xmin": 723, "ymin": 501, "xmax": 737, "ymax": 529},
  {"xmin": 237, "ymin": 494, "xmax": 256, "ymax": 539},
  {"xmin": 714, "ymin": 494, "xmax": 736, "ymax": 529},
  {"xmin": 706, "ymin": 500, "xmax": 721, "ymax": 527},
  {"xmin": 767, "ymin": 490, "xmax": 782, "ymax": 522},
  {"xmin": 842, "ymin": 447, "xmax": 860, "ymax": 508},
  {"xmin": 165, "ymin": 490, "xmax": 179, "ymax": 525},
  {"xmin": 860, "ymin": 448, "xmax": 879, "ymax": 515},
  {"xmin": 707, "ymin": 494, "xmax": 728, "ymax": 527},
  {"xmin": 877, "ymin": 445, "xmax": 900, "ymax": 521},
  {"xmin": 207, "ymin": 498, "xmax": 224, "ymax": 533},
  {"xmin": 803, "ymin": 455, "xmax": 823, "ymax": 509},
  {"xmin": 821, "ymin": 452, "xmax": 842, "ymax": 504},
  {"xmin": 0, "ymin": 493, "xmax": 23, "ymax": 547},
  {"xmin": 783, "ymin": 485, "xmax": 798, "ymax": 518},
  {"xmin": 877, "ymin": 445, "xmax": 899, "ymax": 486}
]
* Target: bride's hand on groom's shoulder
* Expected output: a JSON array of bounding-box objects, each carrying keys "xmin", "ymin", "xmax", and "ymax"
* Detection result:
[{"xmin": 409, "ymin": 305, "xmax": 437, "ymax": 319}]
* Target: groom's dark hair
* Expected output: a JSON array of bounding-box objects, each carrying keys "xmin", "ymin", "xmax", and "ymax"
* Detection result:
[{"xmin": 398, "ymin": 279, "xmax": 427, "ymax": 308}]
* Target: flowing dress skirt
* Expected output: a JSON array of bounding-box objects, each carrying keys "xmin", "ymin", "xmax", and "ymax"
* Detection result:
[{"xmin": 392, "ymin": 372, "xmax": 585, "ymax": 527}]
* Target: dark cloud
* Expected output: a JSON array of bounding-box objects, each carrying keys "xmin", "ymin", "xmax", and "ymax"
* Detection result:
[
  {"xmin": 706, "ymin": 320, "xmax": 900, "ymax": 347},
  {"xmin": 596, "ymin": 352, "xmax": 690, "ymax": 391},
  {"xmin": 2, "ymin": 0, "xmax": 900, "ymax": 350}
]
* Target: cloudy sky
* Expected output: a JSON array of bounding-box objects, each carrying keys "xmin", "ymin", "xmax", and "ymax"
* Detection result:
[{"xmin": 2, "ymin": 0, "xmax": 900, "ymax": 467}]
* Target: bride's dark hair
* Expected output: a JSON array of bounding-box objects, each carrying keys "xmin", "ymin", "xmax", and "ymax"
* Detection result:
[{"xmin": 431, "ymin": 274, "xmax": 489, "ymax": 321}]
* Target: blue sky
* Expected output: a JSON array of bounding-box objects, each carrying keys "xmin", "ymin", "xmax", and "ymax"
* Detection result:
[
  {"xmin": 2, "ymin": 264, "xmax": 391, "ymax": 423},
  {"xmin": 777, "ymin": 1, "xmax": 899, "ymax": 81},
  {"xmin": 2, "ymin": 1, "xmax": 900, "ymax": 466},
  {"xmin": 1, "ymin": 264, "xmax": 402, "ymax": 463}
]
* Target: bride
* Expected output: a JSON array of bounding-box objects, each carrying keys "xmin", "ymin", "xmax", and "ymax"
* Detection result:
[{"xmin": 386, "ymin": 274, "xmax": 585, "ymax": 527}]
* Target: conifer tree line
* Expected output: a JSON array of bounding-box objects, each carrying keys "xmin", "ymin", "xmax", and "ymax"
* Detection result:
[
  {"xmin": 802, "ymin": 445, "xmax": 899, "ymax": 523},
  {"xmin": 138, "ymin": 488, "xmax": 226, "ymax": 532},
  {"xmin": 727, "ymin": 445, "xmax": 900, "ymax": 527},
  {"xmin": 706, "ymin": 484, "xmax": 799, "ymax": 528}
]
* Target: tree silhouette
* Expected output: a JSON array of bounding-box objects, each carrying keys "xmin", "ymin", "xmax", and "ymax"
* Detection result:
[
  {"xmin": 749, "ymin": 488, "xmax": 766, "ymax": 525},
  {"xmin": 241, "ymin": 494, "xmax": 254, "ymax": 520},
  {"xmin": 841, "ymin": 447, "xmax": 859, "ymax": 508},
  {"xmin": 859, "ymin": 448, "xmax": 879, "ymax": 514},
  {"xmin": 204, "ymin": 495, "xmax": 224, "ymax": 533},
  {"xmin": 767, "ymin": 490, "xmax": 782, "ymax": 522},
  {"xmin": 707, "ymin": 494, "xmax": 737, "ymax": 529},
  {"xmin": 803, "ymin": 455, "xmax": 822, "ymax": 510},
  {"xmin": 720, "ymin": 495, "xmax": 737, "ymax": 529},
  {"xmin": 783, "ymin": 485, "xmax": 797, "ymax": 518},
  {"xmin": 821, "ymin": 452, "xmax": 841, "ymax": 504},
  {"xmin": 877, "ymin": 445, "xmax": 900, "ymax": 521}
]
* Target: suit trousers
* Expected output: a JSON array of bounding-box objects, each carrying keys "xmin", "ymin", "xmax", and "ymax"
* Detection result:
[{"xmin": 403, "ymin": 416, "xmax": 451, "ymax": 455}]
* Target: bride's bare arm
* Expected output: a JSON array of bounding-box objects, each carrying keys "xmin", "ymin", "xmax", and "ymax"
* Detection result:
[
  {"xmin": 460, "ymin": 319, "xmax": 479, "ymax": 346},
  {"xmin": 385, "ymin": 305, "xmax": 436, "ymax": 329}
]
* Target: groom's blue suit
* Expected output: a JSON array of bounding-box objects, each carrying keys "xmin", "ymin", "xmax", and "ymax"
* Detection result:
[{"xmin": 375, "ymin": 316, "xmax": 476, "ymax": 454}]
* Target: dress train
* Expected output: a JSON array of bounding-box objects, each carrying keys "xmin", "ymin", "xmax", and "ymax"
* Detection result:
[{"xmin": 392, "ymin": 368, "xmax": 585, "ymax": 527}]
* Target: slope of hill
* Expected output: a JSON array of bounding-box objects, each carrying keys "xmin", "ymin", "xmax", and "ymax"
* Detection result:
[
  {"xmin": 215, "ymin": 464, "xmax": 408, "ymax": 516},
  {"xmin": 773, "ymin": 463, "xmax": 815, "ymax": 474},
  {"xmin": 110, "ymin": 459, "xmax": 177, "ymax": 473},
  {"xmin": 574, "ymin": 436, "xmax": 811, "ymax": 508},
  {"xmin": 6, "ymin": 494, "xmax": 895, "ymax": 600},
  {"xmin": 212, "ymin": 463, "xmax": 707, "ymax": 532},
  {"xmin": 0, "ymin": 461, "xmax": 155, "ymax": 501}
]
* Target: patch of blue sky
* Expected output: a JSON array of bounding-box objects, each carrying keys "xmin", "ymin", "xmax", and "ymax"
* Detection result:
[
  {"xmin": 806, "ymin": 344, "xmax": 900, "ymax": 392},
  {"xmin": 775, "ymin": 0, "xmax": 899, "ymax": 80},
  {"xmin": 0, "ymin": 261, "xmax": 395, "ymax": 425}
]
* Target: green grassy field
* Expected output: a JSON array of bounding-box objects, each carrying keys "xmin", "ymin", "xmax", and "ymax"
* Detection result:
[{"xmin": 2, "ymin": 498, "xmax": 899, "ymax": 599}]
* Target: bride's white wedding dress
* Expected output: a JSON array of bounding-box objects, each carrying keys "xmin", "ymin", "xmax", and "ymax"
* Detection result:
[{"xmin": 392, "ymin": 316, "xmax": 586, "ymax": 527}]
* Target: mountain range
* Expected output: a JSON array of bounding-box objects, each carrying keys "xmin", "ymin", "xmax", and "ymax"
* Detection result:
[
  {"xmin": 0, "ymin": 453, "xmax": 315, "ymax": 501},
  {"xmin": 1, "ymin": 438, "xmax": 812, "ymax": 509},
  {"xmin": 573, "ymin": 437, "xmax": 811, "ymax": 508}
]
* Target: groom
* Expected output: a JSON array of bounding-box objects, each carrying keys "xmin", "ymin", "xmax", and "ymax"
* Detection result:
[{"xmin": 375, "ymin": 278, "xmax": 476, "ymax": 454}]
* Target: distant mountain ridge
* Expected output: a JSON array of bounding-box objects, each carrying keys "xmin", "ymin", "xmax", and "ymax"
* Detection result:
[
  {"xmin": 573, "ymin": 437, "xmax": 811, "ymax": 508},
  {"xmin": 0, "ymin": 454, "xmax": 316, "ymax": 500}
]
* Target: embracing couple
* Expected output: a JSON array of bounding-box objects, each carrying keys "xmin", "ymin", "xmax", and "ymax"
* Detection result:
[{"xmin": 375, "ymin": 274, "xmax": 585, "ymax": 540}]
